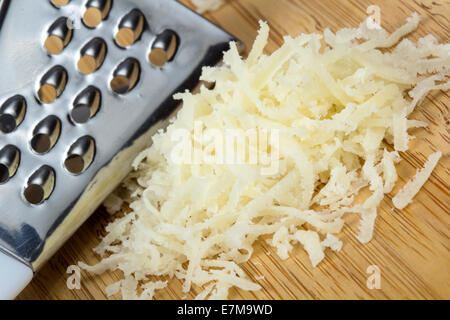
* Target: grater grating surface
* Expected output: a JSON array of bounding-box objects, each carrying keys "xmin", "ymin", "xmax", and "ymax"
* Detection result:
[{"xmin": 0, "ymin": 0, "xmax": 237, "ymax": 271}]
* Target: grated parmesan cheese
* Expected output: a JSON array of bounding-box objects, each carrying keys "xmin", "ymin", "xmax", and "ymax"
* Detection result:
[
  {"xmin": 392, "ymin": 151, "xmax": 442, "ymax": 209},
  {"xmin": 80, "ymin": 14, "xmax": 448, "ymax": 300},
  {"xmin": 103, "ymin": 193, "xmax": 124, "ymax": 215},
  {"xmin": 321, "ymin": 233, "xmax": 343, "ymax": 252}
]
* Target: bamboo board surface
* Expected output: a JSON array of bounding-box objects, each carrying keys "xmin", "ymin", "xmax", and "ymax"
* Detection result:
[{"xmin": 18, "ymin": 0, "xmax": 449, "ymax": 300}]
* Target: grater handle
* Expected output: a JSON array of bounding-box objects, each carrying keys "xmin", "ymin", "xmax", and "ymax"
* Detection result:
[{"xmin": 0, "ymin": 252, "xmax": 33, "ymax": 300}]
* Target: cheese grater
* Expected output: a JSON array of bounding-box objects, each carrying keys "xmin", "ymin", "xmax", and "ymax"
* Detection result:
[{"xmin": 0, "ymin": 0, "xmax": 238, "ymax": 299}]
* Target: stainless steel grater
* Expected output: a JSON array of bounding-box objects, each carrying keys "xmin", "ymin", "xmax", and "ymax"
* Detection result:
[{"xmin": 0, "ymin": 0, "xmax": 237, "ymax": 299}]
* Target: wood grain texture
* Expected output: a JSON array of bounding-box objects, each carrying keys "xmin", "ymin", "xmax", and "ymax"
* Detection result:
[{"xmin": 18, "ymin": 0, "xmax": 449, "ymax": 300}]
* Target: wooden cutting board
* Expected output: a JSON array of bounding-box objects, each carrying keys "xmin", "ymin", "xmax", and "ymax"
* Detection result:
[{"xmin": 18, "ymin": 0, "xmax": 449, "ymax": 300}]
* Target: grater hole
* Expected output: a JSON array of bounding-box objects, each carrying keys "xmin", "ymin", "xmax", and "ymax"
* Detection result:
[
  {"xmin": 71, "ymin": 106, "xmax": 91, "ymax": 124},
  {"xmin": 0, "ymin": 145, "xmax": 20, "ymax": 184},
  {"xmin": 64, "ymin": 136, "xmax": 96, "ymax": 175},
  {"xmin": 44, "ymin": 17, "xmax": 73, "ymax": 55},
  {"xmin": 24, "ymin": 185, "xmax": 45, "ymax": 205},
  {"xmin": 31, "ymin": 134, "xmax": 51, "ymax": 154},
  {"xmin": 84, "ymin": 8, "xmax": 102, "ymax": 28},
  {"xmin": 83, "ymin": 0, "xmax": 112, "ymax": 28},
  {"xmin": 44, "ymin": 35, "xmax": 64, "ymax": 55},
  {"xmin": 65, "ymin": 155, "xmax": 85, "ymax": 174},
  {"xmin": 38, "ymin": 66, "xmax": 68, "ymax": 104},
  {"xmin": 71, "ymin": 86, "xmax": 101, "ymax": 124},
  {"xmin": 149, "ymin": 30, "xmax": 179, "ymax": 67},
  {"xmin": 0, "ymin": 114, "xmax": 16, "ymax": 134},
  {"xmin": 110, "ymin": 58, "xmax": 140, "ymax": 94},
  {"xmin": 110, "ymin": 76, "xmax": 130, "ymax": 94},
  {"xmin": 31, "ymin": 116, "xmax": 61, "ymax": 154},
  {"xmin": 38, "ymin": 84, "xmax": 57, "ymax": 104},
  {"xmin": 115, "ymin": 9, "xmax": 145, "ymax": 48},
  {"xmin": 24, "ymin": 165, "xmax": 55, "ymax": 205},
  {"xmin": 0, "ymin": 164, "xmax": 8, "ymax": 184},
  {"xmin": 50, "ymin": 0, "xmax": 70, "ymax": 8},
  {"xmin": 0, "ymin": 95, "xmax": 26, "ymax": 133},
  {"xmin": 149, "ymin": 48, "xmax": 168, "ymax": 67},
  {"xmin": 78, "ymin": 56, "xmax": 97, "ymax": 75},
  {"xmin": 116, "ymin": 28, "xmax": 135, "ymax": 48},
  {"xmin": 78, "ymin": 38, "xmax": 107, "ymax": 75}
]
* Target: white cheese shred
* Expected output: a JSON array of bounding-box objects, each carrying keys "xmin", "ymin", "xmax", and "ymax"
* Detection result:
[
  {"xmin": 81, "ymin": 14, "xmax": 448, "ymax": 300},
  {"xmin": 392, "ymin": 151, "xmax": 442, "ymax": 209},
  {"xmin": 322, "ymin": 233, "xmax": 343, "ymax": 252},
  {"xmin": 192, "ymin": 0, "xmax": 224, "ymax": 14},
  {"xmin": 102, "ymin": 193, "xmax": 124, "ymax": 215}
]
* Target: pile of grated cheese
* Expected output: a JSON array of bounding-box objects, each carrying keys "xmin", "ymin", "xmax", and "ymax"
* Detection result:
[
  {"xmin": 80, "ymin": 14, "xmax": 449, "ymax": 299},
  {"xmin": 191, "ymin": 0, "xmax": 224, "ymax": 14}
]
